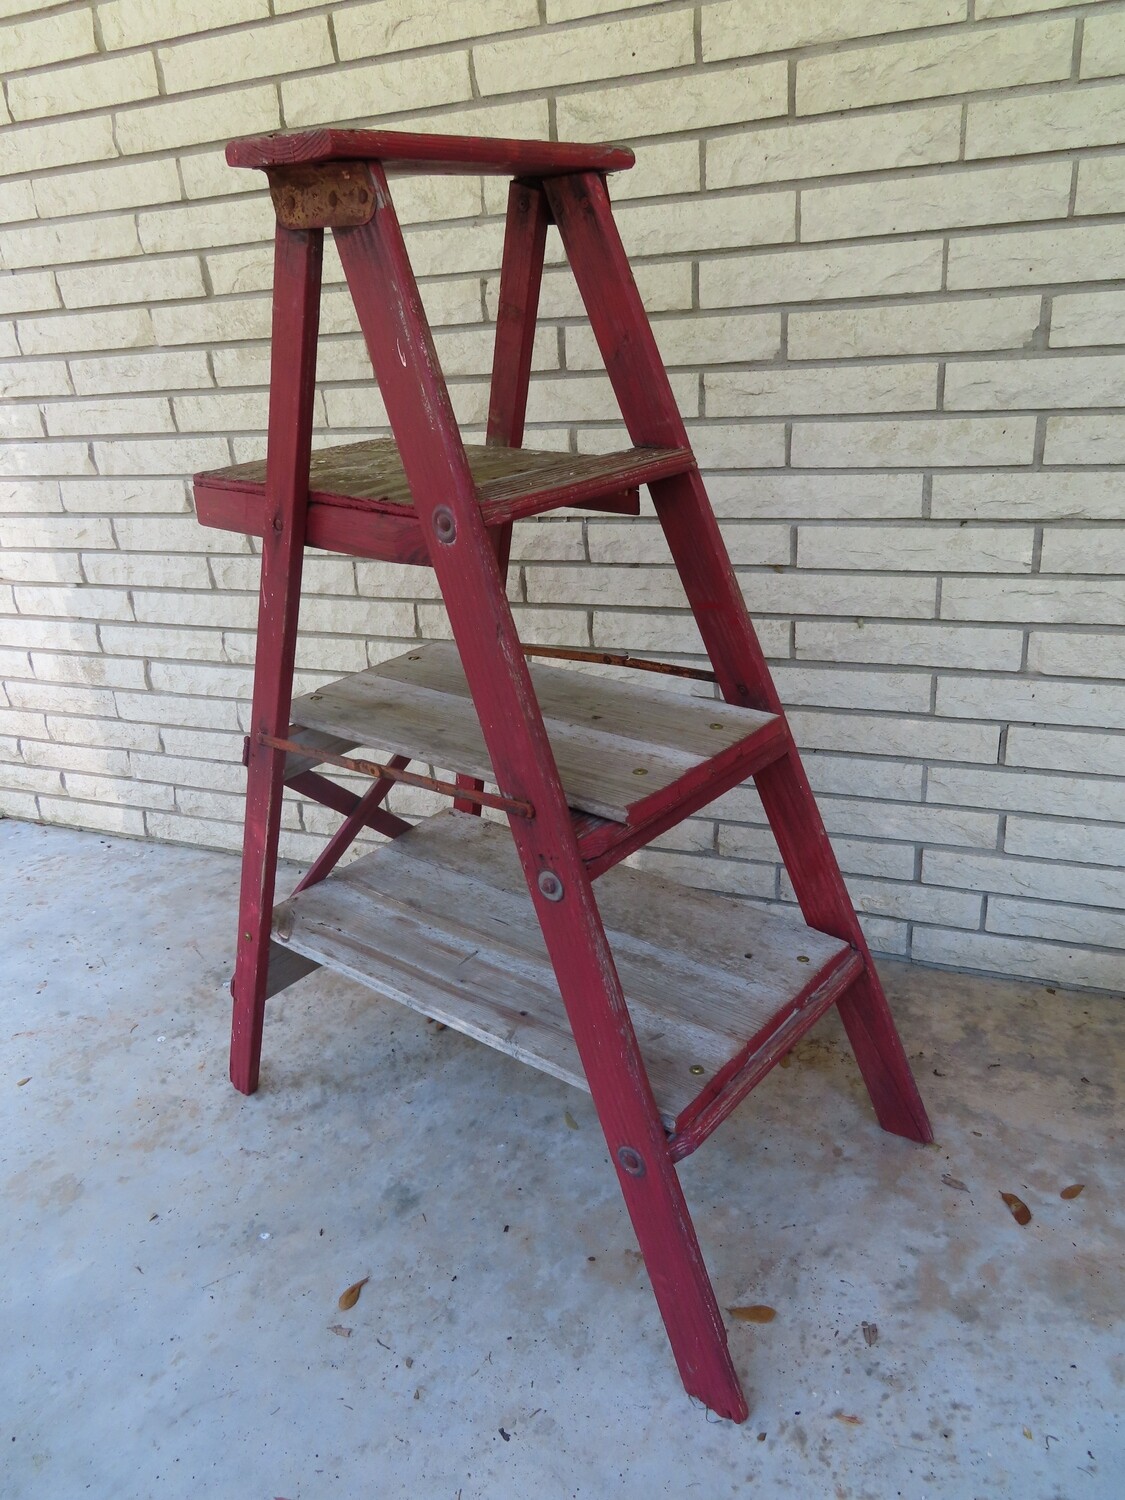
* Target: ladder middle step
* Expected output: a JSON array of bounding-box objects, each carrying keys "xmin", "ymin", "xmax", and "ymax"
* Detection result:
[{"xmin": 287, "ymin": 640, "xmax": 785, "ymax": 832}]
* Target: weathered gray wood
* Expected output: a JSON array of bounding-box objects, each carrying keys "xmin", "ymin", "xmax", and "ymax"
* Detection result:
[
  {"xmin": 289, "ymin": 641, "xmax": 777, "ymax": 823},
  {"xmin": 264, "ymin": 939, "xmax": 321, "ymax": 998},
  {"xmin": 272, "ymin": 810, "xmax": 850, "ymax": 1127}
]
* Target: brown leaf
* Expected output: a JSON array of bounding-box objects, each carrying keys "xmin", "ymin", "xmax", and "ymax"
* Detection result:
[
  {"xmin": 17, "ymin": 1077, "xmax": 31, "ymax": 1087},
  {"xmin": 1000, "ymin": 1191, "xmax": 1032, "ymax": 1226},
  {"xmin": 728, "ymin": 1304, "xmax": 776, "ymax": 1324},
  {"xmin": 563, "ymin": 1110, "xmax": 579, "ymax": 1131},
  {"xmin": 1060, "ymin": 1183, "xmax": 1085, "ymax": 1200},
  {"xmin": 832, "ymin": 1411, "xmax": 863, "ymax": 1425},
  {"xmin": 861, "ymin": 1321, "xmax": 878, "ymax": 1346},
  {"xmin": 942, "ymin": 1175, "xmax": 969, "ymax": 1192},
  {"xmin": 328, "ymin": 1324, "xmax": 352, "ymax": 1338},
  {"xmin": 337, "ymin": 1276, "xmax": 369, "ymax": 1310}
]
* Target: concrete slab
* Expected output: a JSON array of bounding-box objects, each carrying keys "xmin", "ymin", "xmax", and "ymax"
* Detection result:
[{"xmin": 1, "ymin": 817, "xmax": 1121, "ymax": 1499}]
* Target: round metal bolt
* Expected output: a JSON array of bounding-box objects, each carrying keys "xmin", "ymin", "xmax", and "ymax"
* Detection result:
[
  {"xmin": 709, "ymin": 722, "xmax": 724, "ymax": 730},
  {"xmin": 797, "ymin": 954, "xmax": 810, "ymax": 964},
  {"xmin": 617, "ymin": 1145, "xmax": 645, "ymax": 1177},
  {"xmin": 537, "ymin": 869, "xmax": 564, "ymax": 902},
  {"xmin": 433, "ymin": 505, "xmax": 457, "ymax": 544},
  {"xmin": 631, "ymin": 767, "xmax": 648, "ymax": 777},
  {"xmin": 689, "ymin": 1064, "xmax": 705, "ymax": 1076}
]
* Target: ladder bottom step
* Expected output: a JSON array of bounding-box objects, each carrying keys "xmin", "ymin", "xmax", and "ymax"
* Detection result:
[{"xmin": 272, "ymin": 810, "xmax": 855, "ymax": 1137}]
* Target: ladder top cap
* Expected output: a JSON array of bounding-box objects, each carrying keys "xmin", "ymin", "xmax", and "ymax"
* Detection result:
[{"xmin": 226, "ymin": 127, "xmax": 635, "ymax": 177}]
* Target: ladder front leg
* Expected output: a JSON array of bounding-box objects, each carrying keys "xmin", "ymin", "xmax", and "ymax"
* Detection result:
[{"xmin": 230, "ymin": 224, "xmax": 323, "ymax": 1094}]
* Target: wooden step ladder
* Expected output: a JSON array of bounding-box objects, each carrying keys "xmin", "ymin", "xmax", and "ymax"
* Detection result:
[{"xmin": 192, "ymin": 126, "xmax": 933, "ymax": 1423}]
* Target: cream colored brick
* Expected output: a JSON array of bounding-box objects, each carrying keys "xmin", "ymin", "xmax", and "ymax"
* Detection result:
[
  {"xmin": 588, "ymin": 519, "xmax": 790, "ymax": 567},
  {"xmin": 933, "ymin": 472, "xmax": 1125, "ymax": 521},
  {"xmin": 32, "ymin": 159, "xmax": 182, "ymax": 220},
  {"xmin": 402, "ymin": 220, "xmax": 506, "ymax": 279},
  {"xmin": 1014, "ymin": 816, "xmax": 1125, "ymax": 864},
  {"xmin": 0, "ymin": 325, "xmax": 17, "ymax": 358},
  {"xmin": 950, "ymin": 222, "xmax": 1125, "ymax": 292},
  {"xmin": 598, "ymin": 140, "xmax": 699, "ymax": 203},
  {"xmin": 39, "ymin": 798, "xmax": 147, "ymax": 837},
  {"xmin": 567, "ymin": 312, "xmax": 780, "ymax": 370},
  {"xmin": 941, "ymin": 576, "xmax": 1125, "ymax": 625},
  {"xmin": 508, "ymin": 261, "xmax": 691, "ymax": 321},
  {"xmin": 702, "ymin": 0, "xmax": 961, "ymax": 60},
  {"xmin": 92, "ymin": 435, "xmax": 232, "ymax": 476},
  {"xmin": 1044, "ymin": 415, "xmax": 1125, "ymax": 465},
  {"xmin": 707, "ymin": 364, "xmax": 936, "ymax": 418},
  {"xmin": 60, "ymin": 477, "xmax": 190, "ymax": 514},
  {"xmin": 947, "ymin": 353, "xmax": 1125, "ymax": 411},
  {"xmin": 977, "ymin": 0, "xmax": 1077, "ymax": 14},
  {"xmin": 700, "ymin": 240, "xmax": 943, "ymax": 309},
  {"xmin": 0, "ymin": 441, "xmax": 95, "ymax": 477},
  {"xmin": 158, "ymin": 15, "xmax": 333, "ymax": 93},
  {"xmin": 2, "ymin": 406, "xmax": 46, "ymax": 440},
  {"xmin": 936, "ymin": 674, "xmax": 1125, "ymax": 731},
  {"xmin": 336, "ymin": 0, "xmax": 537, "ymax": 60},
  {"xmin": 1, "ymin": 7, "xmax": 95, "ymax": 71},
  {"xmin": 1080, "ymin": 9, "xmax": 1125, "ymax": 79},
  {"xmin": 798, "ymin": 521, "xmax": 1034, "ymax": 573},
  {"xmin": 797, "ymin": 621, "xmax": 1023, "ymax": 671},
  {"xmin": 802, "ymin": 160, "xmax": 1071, "ymax": 243},
  {"xmin": 524, "ymin": 371, "xmax": 697, "ymax": 425},
  {"xmin": 32, "ymin": 652, "xmax": 145, "ymax": 689},
  {"xmin": 615, "ymin": 189, "xmax": 795, "ymax": 257},
  {"xmin": 683, "ymin": 421, "xmax": 787, "ymax": 469},
  {"xmin": 2, "ymin": 213, "xmax": 142, "ymax": 271},
  {"xmin": 18, "ymin": 307, "xmax": 154, "ymax": 357},
  {"xmin": 115, "ymin": 84, "xmax": 279, "ymax": 155},
  {"xmin": 1040, "ymin": 525, "xmax": 1125, "ymax": 574},
  {"xmin": 137, "ymin": 197, "xmax": 275, "ymax": 256},
  {"xmin": 790, "ymin": 297, "xmax": 1041, "ymax": 360},
  {"xmin": 205, "ymin": 246, "xmax": 286, "ymax": 298},
  {"xmin": 968, "ymin": 80, "xmax": 1125, "ymax": 160},
  {"xmin": 0, "ymin": 178, "xmax": 35, "ymax": 222},
  {"xmin": 841, "ymin": 874, "xmax": 982, "ymax": 929},
  {"xmin": 173, "ymin": 390, "xmax": 271, "ymax": 431},
  {"xmin": 986, "ymin": 897, "xmax": 1125, "ymax": 951},
  {"xmin": 476, "ymin": 10, "xmax": 692, "ymax": 96},
  {"xmin": 1075, "ymin": 154, "xmax": 1125, "ymax": 221},
  {"xmin": 59, "ymin": 257, "xmax": 206, "ymax": 312},
  {"xmin": 7, "ymin": 50, "xmax": 158, "ymax": 122},
  {"xmin": 707, "ymin": 473, "xmax": 922, "ymax": 520},
  {"xmin": 0, "ymin": 478, "xmax": 62, "ymax": 513},
  {"xmin": 43, "ymin": 396, "xmax": 174, "ymax": 438},
  {"xmin": 546, "ymin": 0, "xmax": 650, "ymax": 17},
  {"xmin": 798, "ymin": 19, "xmax": 1074, "ymax": 114},
  {"xmin": 790, "ymin": 709, "xmax": 1000, "ymax": 765},
  {"xmin": 283, "ymin": 52, "xmax": 473, "ymax": 128},
  {"xmin": 707, "ymin": 105, "xmax": 961, "ymax": 190},
  {"xmin": 1028, "ymin": 630, "xmax": 1121, "ymax": 679},
  {"xmin": 926, "ymin": 849, "xmax": 1125, "ymax": 910},
  {"xmin": 775, "ymin": 664, "xmax": 931, "ymax": 713},
  {"xmin": 85, "ymin": 552, "xmax": 212, "ymax": 589},
  {"xmin": 150, "ymin": 295, "xmax": 272, "ymax": 345},
  {"xmin": 0, "ymin": 115, "xmax": 116, "ymax": 177},
  {"xmin": 0, "ymin": 512, "xmax": 114, "ymax": 550},
  {"xmin": 792, "ymin": 416, "xmax": 1035, "ymax": 470},
  {"xmin": 1006, "ymin": 726, "xmax": 1123, "ymax": 776},
  {"xmin": 0, "ymin": 358, "xmax": 70, "ymax": 399},
  {"xmin": 821, "ymin": 796, "xmax": 1000, "ymax": 850},
  {"xmin": 556, "ymin": 60, "xmax": 786, "ymax": 139},
  {"xmin": 0, "ymin": 270, "xmax": 59, "ymax": 317},
  {"xmin": 98, "ymin": 0, "xmax": 270, "ymax": 50},
  {"xmin": 69, "ymin": 349, "xmax": 212, "ymax": 396}
]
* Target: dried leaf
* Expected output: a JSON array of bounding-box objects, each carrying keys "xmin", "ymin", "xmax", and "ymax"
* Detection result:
[
  {"xmin": 328, "ymin": 1324, "xmax": 352, "ymax": 1338},
  {"xmin": 1000, "ymin": 1192, "xmax": 1032, "ymax": 1226},
  {"xmin": 17, "ymin": 1077, "xmax": 31, "ymax": 1087},
  {"xmin": 728, "ymin": 1304, "xmax": 776, "ymax": 1324},
  {"xmin": 942, "ymin": 1175, "xmax": 969, "ymax": 1192},
  {"xmin": 1060, "ymin": 1183, "xmax": 1085, "ymax": 1200},
  {"xmin": 563, "ymin": 1110, "xmax": 579, "ymax": 1131},
  {"xmin": 1023, "ymin": 1427, "xmax": 1033, "ymax": 1440},
  {"xmin": 861, "ymin": 1321, "xmax": 878, "ymax": 1346},
  {"xmin": 338, "ymin": 1276, "xmax": 369, "ymax": 1310},
  {"xmin": 833, "ymin": 1411, "xmax": 863, "ymax": 1426}
]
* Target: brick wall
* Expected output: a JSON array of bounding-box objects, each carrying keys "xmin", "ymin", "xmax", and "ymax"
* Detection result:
[{"xmin": 1, "ymin": 0, "xmax": 1123, "ymax": 994}]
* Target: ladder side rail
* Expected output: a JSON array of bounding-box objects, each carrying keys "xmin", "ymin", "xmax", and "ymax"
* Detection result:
[
  {"xmin": 334, "ymin": 164, "xmax": 747, "ymax": 1420},
  {"xmin": 547, "ymin": 171, "xmax": 932, "ymax": 1144},
  {"xmin": 230, "ymin": 224, "xmax": 324, "ymax": 1094}
]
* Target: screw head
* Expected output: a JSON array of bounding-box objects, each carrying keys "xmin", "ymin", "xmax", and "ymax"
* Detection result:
[
  {"xmin": 433, "ymin": 505, "xmax": 456, "ymax": 543},
  {"xmin": 616, "ymin": 1145, "xmax": 645, "ymax": 1178},
  {"xmin": 537, "ymin": 869, "xmax": 564, "ymax": 902}
]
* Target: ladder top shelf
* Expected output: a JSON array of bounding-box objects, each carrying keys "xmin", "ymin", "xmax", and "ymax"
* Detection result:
[{"xmin": 226, "ymin": 127, "xmax": 636, "ymax": 177}]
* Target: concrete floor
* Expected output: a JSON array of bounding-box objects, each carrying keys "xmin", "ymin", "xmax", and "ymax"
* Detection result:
[{"xmin": 1, "ymin": 818, "xmax": 1121, "ymax": 1500}]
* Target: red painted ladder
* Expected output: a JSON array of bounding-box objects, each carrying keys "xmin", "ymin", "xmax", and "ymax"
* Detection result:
[{"xmin": 193, "ymin": 128, "xmax": 933, "ymax": 1423}]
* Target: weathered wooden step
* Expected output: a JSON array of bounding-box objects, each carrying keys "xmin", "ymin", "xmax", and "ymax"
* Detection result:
[
  {"xmin": 285, "ymin": 640, "xmax": 783, "ymax": 829},
  {"xmin": 271, "ymin": 810, "xmax": 858, "ymax": 1147}
]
